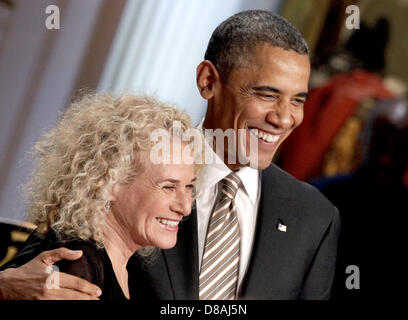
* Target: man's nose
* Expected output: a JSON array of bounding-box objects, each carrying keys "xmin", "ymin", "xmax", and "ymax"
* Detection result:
[{"xmin": 266, "ymin": 101, "xmax": 293, "ymax": 130}]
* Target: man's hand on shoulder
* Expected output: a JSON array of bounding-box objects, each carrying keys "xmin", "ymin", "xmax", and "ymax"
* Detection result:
[{"xmin": 0, "ymin": 247, "xmax": 102, "ymax": 300}]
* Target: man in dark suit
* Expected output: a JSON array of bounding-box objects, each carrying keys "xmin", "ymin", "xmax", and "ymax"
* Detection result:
[{"xmin": 0, "ymin": 10, "xmax": 339, "ymax": 300}]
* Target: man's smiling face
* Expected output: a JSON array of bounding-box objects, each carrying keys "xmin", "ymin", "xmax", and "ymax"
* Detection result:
[{"xmin": 206, "ymin": 44, "xmax": 310, "ymax": 170}]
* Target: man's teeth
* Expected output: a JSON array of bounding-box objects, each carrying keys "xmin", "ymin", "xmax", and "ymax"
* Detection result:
[
  {"xmin": 157, "ymin": 218, "xmax": 179, "ymax": 227},
  {"xmin": 249, "ymin": 128, "xmax": 280, "ymax": 143}
]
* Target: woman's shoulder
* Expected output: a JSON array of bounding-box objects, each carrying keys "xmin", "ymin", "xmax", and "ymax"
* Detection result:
[
  {"xmin": 56, "ymin": 236, "xmax": 102, "ymax": 256},
  {"xmin": 52, "ymin": 236, "xmax": 107, "ymax": 288}
]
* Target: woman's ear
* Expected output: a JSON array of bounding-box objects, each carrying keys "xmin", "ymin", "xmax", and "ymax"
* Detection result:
[
  {"xmin": 196, "ymin": 60, "xmax": 221, "ymax": 100},
  {"xmin": 109, "ymin": 184, "xmax": 120, "ymax": 203}
]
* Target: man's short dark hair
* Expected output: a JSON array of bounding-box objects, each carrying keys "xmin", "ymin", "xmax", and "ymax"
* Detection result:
[{"xmin": 204, "ymin": 10, "xmax": 309, "ymax": 81}]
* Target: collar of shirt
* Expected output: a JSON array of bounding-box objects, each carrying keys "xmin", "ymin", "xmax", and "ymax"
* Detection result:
[{"xmin": 196, "ymin": 120, "xmax": 259, "ymax": 203}]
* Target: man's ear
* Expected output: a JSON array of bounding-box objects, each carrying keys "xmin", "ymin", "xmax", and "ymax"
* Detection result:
[{"xmin": 196, "ymin": 60, "xmax": 221, "ymax": 100}]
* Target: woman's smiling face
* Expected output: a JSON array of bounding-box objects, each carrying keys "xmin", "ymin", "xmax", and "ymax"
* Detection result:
[{"xmin": 109, "ymin": 144, "xmax": 196, "ymax": 250}]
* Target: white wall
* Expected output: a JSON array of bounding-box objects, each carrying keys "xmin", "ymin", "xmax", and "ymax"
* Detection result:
[
  {"xmin": 99, "ymin": 0, "xmax": 282, "ymax": 125},
  {"xmin": 0, "ymin": 0, "xmax": 105, "ymax": 220},
  {"xmin": 0, "ymin": 0, "xmax": 282, "ymax": 221}
]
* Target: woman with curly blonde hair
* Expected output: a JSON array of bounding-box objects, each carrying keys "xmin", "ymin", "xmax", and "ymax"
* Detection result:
[{"xmin": 6, "ymin": 93, "xmax": 202, "ymax": 300}]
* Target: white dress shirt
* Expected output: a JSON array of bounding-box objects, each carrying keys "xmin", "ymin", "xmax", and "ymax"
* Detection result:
[{"xmin": 196, "ymin": 122, "xmax": 261, "ymax": 293}]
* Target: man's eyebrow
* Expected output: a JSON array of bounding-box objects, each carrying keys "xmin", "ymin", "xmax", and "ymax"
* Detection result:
[
  {"xmin": 295, "ymin": 92, "xmax": 309, "ymax": 99},
  {"xmin": 252, "ymin": 86, "xmax": 281, "ymax": 94},
  {"xmin": 252, "ymin": 86, "xmax": 308, "ymax": 99}
]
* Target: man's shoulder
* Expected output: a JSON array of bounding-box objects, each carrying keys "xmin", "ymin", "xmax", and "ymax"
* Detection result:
[
  {"xmin": 262, "ymin": 163, "xmax": 332, "ymax": 200},
  {"xmin": 262, "ymin": 164, "xmax": 339, "ymax": 223}
]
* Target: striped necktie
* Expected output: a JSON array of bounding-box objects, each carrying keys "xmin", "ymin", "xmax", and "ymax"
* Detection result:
[{"xmin": 199, "ymin": 172, "xmax": 242, "ymax": 300}]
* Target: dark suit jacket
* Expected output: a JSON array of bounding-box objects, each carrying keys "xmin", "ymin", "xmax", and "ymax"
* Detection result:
[
  {"xmin": 129, "ymin": 164, "xmax": 340, "ymax": 300},
  {"xmin": 2, "ymin": 164, "xmax": 340, "ymax": 300}
]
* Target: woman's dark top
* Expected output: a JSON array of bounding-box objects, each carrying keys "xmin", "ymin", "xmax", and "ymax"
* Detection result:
[{"xmin": 3, "ymin": 231, "xmax": 128, "ymax": 300}]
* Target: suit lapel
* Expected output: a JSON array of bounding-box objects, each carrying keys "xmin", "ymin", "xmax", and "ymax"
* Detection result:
[
  {"xmin": 240, "ymin": 165, "xmax": 299, "ymax": 299},
  {"xmin": 162, "ymin": 206, "xmax": 199, "ymax": 299}
]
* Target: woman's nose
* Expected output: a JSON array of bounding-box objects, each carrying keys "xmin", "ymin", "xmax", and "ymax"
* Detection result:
[{"xmin": 173, "ymin": 191, "xmax": 192, "ymax": 216}]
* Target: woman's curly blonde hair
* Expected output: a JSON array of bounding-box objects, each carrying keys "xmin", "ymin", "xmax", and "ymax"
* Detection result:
[{"xmin": 26, "ymin": 93, "xmax": 201, "ymax": 247}]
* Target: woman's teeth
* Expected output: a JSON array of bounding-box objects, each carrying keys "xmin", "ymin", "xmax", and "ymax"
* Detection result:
[
  {"xmin": 249, "ymin": 128, "xmax": 280, "ymax": 143},
  {"xmin": 157, "ymin": 218, "xmax": 179, "ymax": 227}
]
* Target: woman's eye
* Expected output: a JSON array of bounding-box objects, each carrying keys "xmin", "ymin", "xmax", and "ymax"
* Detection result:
[
  {"xmin": 187, "ymin": 185, "xmax": 196, "ymax": 196},
  {"xmin": 164, "ymin": 186, "xmax": 176, "ymax": 190}
]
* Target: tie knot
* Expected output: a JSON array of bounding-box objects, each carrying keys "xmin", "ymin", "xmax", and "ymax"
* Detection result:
[{"xmin": 221, "ymin": 172, "xmax": 242, "ymax": 200}]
